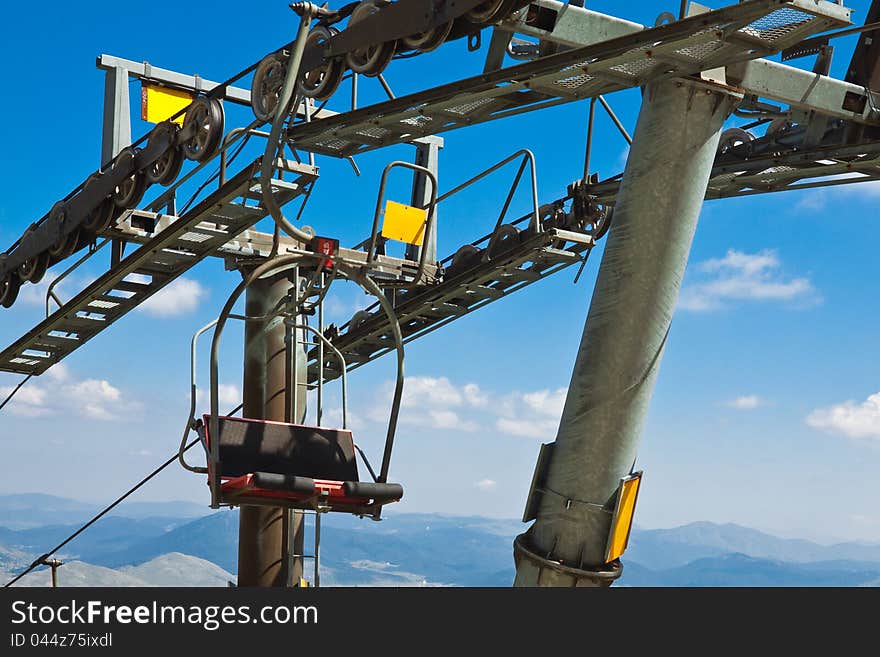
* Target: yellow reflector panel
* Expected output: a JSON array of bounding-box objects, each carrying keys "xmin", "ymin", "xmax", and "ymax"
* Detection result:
[
  {"xmin": 381, "ymin": 200, "xmax": 427, "ymax": 246},
  {"xmin": 141, "ymin": 84, "xmax": 192, "ymax": 125},
  {"xmin": 604, "ymin": 471, "xmax": 642, "ymax": 563}
]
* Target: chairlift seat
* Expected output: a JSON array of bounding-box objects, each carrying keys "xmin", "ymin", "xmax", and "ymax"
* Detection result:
[{"xmin": 201, "ymin": 415, "xmax": 403, "ymax": 514}]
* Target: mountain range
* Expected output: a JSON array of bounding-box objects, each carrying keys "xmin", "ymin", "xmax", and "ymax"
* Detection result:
[{"xmin": 1, "ymin": 494, "xmax": 878, "ymax": 586}]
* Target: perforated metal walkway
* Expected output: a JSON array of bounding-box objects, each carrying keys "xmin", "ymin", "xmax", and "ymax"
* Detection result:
[
  {"xmin": 307, "ymin": 223, "xmax": 595, "ymax": 383},
  {"xmin": 0, "ymin": 159, "xmax": 317, "ymax": 375},
  {"xmin": 289, "ymin": 0, "xmax": 849, "ymax": 157}
]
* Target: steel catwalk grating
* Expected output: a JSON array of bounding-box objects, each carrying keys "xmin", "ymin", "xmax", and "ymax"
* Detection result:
[
  {"xmin": 0, "ymin": 159, "xmax": 317, "ymax": 375},
  {"xmin": 305, "ymin": 226, "xmax": 595, "ymax": 384},
  {"xmin": 288, "ymin": 0, "xmax": 849, "ymax": 158}
]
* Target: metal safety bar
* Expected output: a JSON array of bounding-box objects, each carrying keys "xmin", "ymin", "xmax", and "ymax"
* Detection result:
[
  {"xmin": 366, "ymin": 161, "xmax": 439, "ymax": 287},
  {"xmin": 205, "ymin": 253, "xmax": 405, "ymax": 514},
  {"xmin": 435, "ymin": 149, "xmax": 541, "ymax": 233}
]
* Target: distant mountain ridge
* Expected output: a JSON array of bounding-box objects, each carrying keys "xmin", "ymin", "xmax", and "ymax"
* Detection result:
[
  {"xmin": 626, "ymin": 521, "xmax": 880, "ymax": 570},
  {"xmin": 1, "ymin": 495, "xmax": 878, "ymax": 586},
  {"xmin": 0, "ymin": 494, "xmax": 209, "ymax": 530},
  {"xmin": 3, "ymin": 553, "xmax": 233, "ymax": 587}
]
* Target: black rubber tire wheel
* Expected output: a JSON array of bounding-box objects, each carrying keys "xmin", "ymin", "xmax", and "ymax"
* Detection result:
[
  {"xmin": 447, "ymin": 244, "xmax": 483, "ymax": 276},
  {"xmin": 251, "ymin": 54, "xmax": 288, "ymax": 123},
  {"xmin": 0, "ymin": 272, "xmax": 21, "ymax": 308},
  {"xmin": 112, "ymin": 147, "xmax": 148, "ymax": 209},
  {"xmin": 486, "ymin": 224, "xmax": 521, "ymax": 260},
  {"xmin": 146, "ymin": 122, "xmax": 184, "ymax": 186},
  {"xmin": 84, "ymin": 198, "xmax": 119, "ymax": 233},
  {"xmin": 717, "ymin": 127, "xmax": 754, "ymax": 156},
  {"xmin": 299, "ymin": 27, "xmax": 345, "ymax": 101},
  {"xmin": 183, "ymin": 98, "xmax": 225, "ymax": 162},
  {"xmin": 465, "ymin": 0, "xmax": 510, "ymax": 23},
  {"xmin": 349, "ymin": 309, "xmax": 373, "ymax": 332},
  {"xmin": 401, "ymin": 20, "xmax": 453, "ymax": 53},
  {"xmin": 346, "ymin": 1, "xmax": 396, "ymax": 77},
  {"xmin": 19, "ymin": 251, "xmax": 50, "ymax": 284},
  {"xmin": 47, "ymin": 202, "xmax": 78, "ymax": 260}
]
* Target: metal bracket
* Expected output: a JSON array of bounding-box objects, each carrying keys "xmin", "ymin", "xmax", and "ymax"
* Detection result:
[
  {"xmin": 522, "ymin": 442, "xmax": 554, "ymax": 522},
  {"xmin": 513, "ymin": 533, "xmax": 623, "ymax": 586}
]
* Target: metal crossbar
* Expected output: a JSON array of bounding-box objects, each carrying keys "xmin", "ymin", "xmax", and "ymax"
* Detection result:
[{"xmin": 288, "ymin": 0, "xmax": 849, "ymax": 158}]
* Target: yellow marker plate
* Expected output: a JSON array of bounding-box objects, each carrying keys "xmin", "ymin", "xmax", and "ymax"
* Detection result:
[
  {"xmin": 141, "ymin": 84, "xmax": 192, "ymax": 125},
  {"xmin": 381, "ymin": 200, "xmax": 427, "ymax": 246},
  {"xmin": 605, "ymin": 471, "xmax": 642, "ymax": 563}
]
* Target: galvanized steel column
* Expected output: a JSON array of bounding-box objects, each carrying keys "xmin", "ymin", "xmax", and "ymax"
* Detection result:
[
  {"xmin": 237, "ymin": 272, "xmax": 304, "ymax": 587},
  {"xmin": 100, "ymin": 66, "xmax": 131, "ymax": 169},
  {"xmin": 514, "ymin": 79, "xmax": 738, "ymax": 586}
]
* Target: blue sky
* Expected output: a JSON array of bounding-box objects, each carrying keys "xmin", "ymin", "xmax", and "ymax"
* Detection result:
[{"xmin": 1, "ymin": 0, "xmax": 879, "ymax": 545}]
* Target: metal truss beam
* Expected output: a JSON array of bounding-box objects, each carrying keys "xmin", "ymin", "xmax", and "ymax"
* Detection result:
[
  {"xmin": 288, "ymin": 0, "xmax": 850, "ymax": 157},
  {"xmin": 503, "ymin": 1, "xmax": 872, "ymax": 125}
]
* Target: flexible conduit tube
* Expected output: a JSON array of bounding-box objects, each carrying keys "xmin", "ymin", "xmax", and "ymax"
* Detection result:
[{"xmin": 260, "ymin": 5, "xmax": 317, "ymax": 245}]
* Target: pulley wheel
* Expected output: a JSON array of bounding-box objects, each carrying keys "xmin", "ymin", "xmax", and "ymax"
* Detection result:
[
  {"xmin": 47, "ymin": 202, "xmax": 79, "ymax": 260},
  {"xmin": 717, "ymin": 127, "xmax": 754, "ymax": 156},
  {"xmin": 448, "ymin": 244, "xmax": 482, "ymax": 275},
  {"xmin": 251, "ymin": 54, "xmax": 288, "ymax": 122},
  {"xmin": 486, "ymin": 224, "xmax": 521, "ymax": 259},
  {"xmin": 82, "ymin": 174, "xmax": 114, "ymax": 232},
  {"xmin": 465, "ymin": 0, "xmax": 514, "ymax": 23},
  {"xmin": 401, "ymin": 20, "xmax": 453, "ymax": 53},
  {"xmin": 346, "ymin": 1, "xmax": 396, "ymax": 77},
  {"xmin": 112, "ymin": 147, "xmax": 148, "ymax": 209},
  {"xmin": 84, "ymin": 198, "xmax": 119, "ymax": 234},
  {"xmin": 0, "ymin": 272, "xmax": 21, "ymax": 308},
  {"xmin": 19, "ymin": 251, "xmax": 50, "ymax": 284},
  {"xmin": 299, "ymin": 26, "xmax": 345, "ymax": 100},
  {"xmin": 145, "ymin": 122, "xmax": 184, "ymax": 186},
  {"xmin": 182, "ymin": 98, "xmax": 225, "ymax": 162},
  {"xmin": 349, "ymin": 309, "xmax": 372, "ymax": 332}
]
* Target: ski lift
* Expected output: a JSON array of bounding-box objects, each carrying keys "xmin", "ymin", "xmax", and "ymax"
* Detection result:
[
  {"xmin": 199, "ymin": 415, "xmax": 403, "ymax": 516},
  {"xmin": 179, "ymin": 252, "xmax": 406, "ymax": 519}
]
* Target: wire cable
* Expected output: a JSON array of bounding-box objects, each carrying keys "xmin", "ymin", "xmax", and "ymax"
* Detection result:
[
  {"xmin": 3, "ymin": 403, "xmax": 243, "ymax": 588},
  {"xmin": 0, "ymin": 374, "xmax": 33, "ymax": 414}
]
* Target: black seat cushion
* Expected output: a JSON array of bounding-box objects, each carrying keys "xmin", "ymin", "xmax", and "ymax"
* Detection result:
[{"xmin": 211, "ymin": 416, "xmax": 358, "ymax": 482}]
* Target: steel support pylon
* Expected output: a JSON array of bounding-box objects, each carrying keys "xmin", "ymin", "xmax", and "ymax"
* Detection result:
[
  {"xmin": 514, "ymin": 78, "xmax": 740, "ymax": 587},
  {"xmin": 237, "ymin": 271, "xmax": 306, "ymax": 587}
]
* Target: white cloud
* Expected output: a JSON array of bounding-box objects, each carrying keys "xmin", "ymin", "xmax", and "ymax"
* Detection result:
[
  {"xmin": 382, "ymin": 376, "xmax": 487, "ymax": 431},
  {"xmin": 196, "ymin": 383, "xmax": 241, "ymax": 411},
  {"xmin": 725, "ymin": 395, "xmax": 766, "ymax": 410},
  {"xmin": 679, "ymin": 249, "xmax": 818, "ymax": 312},
  {"xmin": 463, "ymin": 383, "xmax": 488, "ymax": 408},
  {"xmin": 14, "ymin": 269, "xmax": 95, "ymax": 309},
  {"xmin": 217, "ymin": 384, "xmax": 240, "ymax": 408},
  {"xmin": 494, "ymin": 387, "xmax": 567, "ymax": 440},
  {"xmin": 403, "ymin": 376, "xmax": 466, "ymax": 408},
  {"xmin": 139, "ymin": 278, "xmax": 206, "ymax": 317},
  {"xmin": 0, "ymin": 368, "xmax": 135, "ymax": 421},
  {"xmin": 46, "ymin": 362, "xmax": 71, "ymax": 383},
  {"xmin": 475, "ymin": 479, "xmax": 497, "ymax": 492},
  {"xmin": 366, "ymin": 376, "xmax": 566, "ymax": 439},
  {"xmin": 424, "ymin": 409, "xmax": 477, "ymax": 431},
  {"xmin": 807, "ymin": 392, "xmax": 880, "ymax": 441},
  {"xmin": 67, "ymin": 379, "xmax": 122, "ymax": 420},
  {"xmin": 495, "ymin": 416, "xmax": 559, "ymax": 439}
]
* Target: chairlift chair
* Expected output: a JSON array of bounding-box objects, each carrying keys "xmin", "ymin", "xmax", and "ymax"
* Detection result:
[
  {"xmin": 197, "ymin": 415, "xmax": 403, "ymax": 516},
  {"xmin": 181, "ymin": 253, "xmax": 408, "ymax": 519}
]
